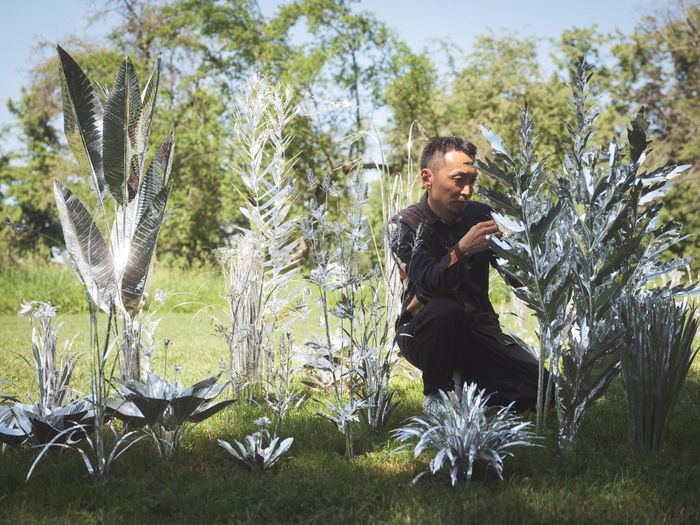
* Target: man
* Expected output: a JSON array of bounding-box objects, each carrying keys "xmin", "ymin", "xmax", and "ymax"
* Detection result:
[{"xmin": 389, "ymin": 136, "xmax": 540, "ymax": 412}]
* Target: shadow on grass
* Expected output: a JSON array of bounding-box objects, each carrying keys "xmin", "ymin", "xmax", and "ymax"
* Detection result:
[{"xmin": 1, "ymin": 371, "xmax": 699, "ymax": 524}]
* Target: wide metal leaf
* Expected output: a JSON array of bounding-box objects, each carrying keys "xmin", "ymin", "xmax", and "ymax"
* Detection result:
[
  {"xmin": 54, "ymin": 180, "xmax": 116, "ymax": 311},
  {"xmin": 186, "ymin": 399, "xmax": 234, "ymax": 423},
  {"xmin": 120, "ymin": 186, "xmax": 170, "ymax": 313},
  {"xmin": 110, "ymin": 198, "xmax": 139, "ymax": 283},
  {"xmin": 56, "ymin": 45, "xmax": 105, "ymax": 196}
]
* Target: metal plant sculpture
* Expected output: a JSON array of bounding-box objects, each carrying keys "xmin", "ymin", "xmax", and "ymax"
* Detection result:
[
  {"xmin": 480, "ymin": 58, "xmax": 693, "ymax": 449},
  {"xmin": 478, "ymin": 108, "xmax": 569, "ymax": 434},
  {"xmin": 109, "ymin": 372, "xmax": 234, "ymax": 458},
  {"xmin": 392, "ymin": 383, "xmax": 540, "ymax": 485},
  {"xmin": 218, "ymin": 417, "xmax": 294, "ymax": 473},
  {"xmin": 0, "ymin": 302, "xmax": 89, "ymax": 447},
  {"xmin": 27, "ymin": 304, "xmax": 144, "ymax": 485},
  {"xmin": 18, "ymin": 301, "xmax": 78, "ymax": 411},
  {"xmin": 54, "ymin": 46, "xmax": 173, "ymax": 381},
  {"xmin": 303, "ymin": 171, "xmax": 399, "ymax": 457},
  {"xmin": 620, "ymin": 293, "xmax": 699, "ymax": 451},
  {"xmin": 219, "ymin": 73, "xmax": 302, "ymax": 398},
  {"xmin": 264, "ymin": 332, "xmax": 305, "ymax": 437}
]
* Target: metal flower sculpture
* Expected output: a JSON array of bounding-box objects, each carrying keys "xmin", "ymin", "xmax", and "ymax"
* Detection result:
[
  {"xmin": 54, "ymin": 46, "xmax": 173, "ymax": 381},
  {"xmin": 109, "ymin": 373, "xmax": 234, "ymax": 458},
  {"xmin": 479, "ymin": 57, "xmax": 694, "ymax": 449},
  {"xmin": 392, "ymin": 383, "xmax": 540, "ymax": 485},
  {"xmin": 218, "ymin": 417, "xmax": 294, "ymax": 473}
]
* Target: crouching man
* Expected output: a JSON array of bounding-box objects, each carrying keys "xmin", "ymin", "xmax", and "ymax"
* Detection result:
[{"xmin": 389, "ymin": 136, "xmax": 541, "ymax": 412}]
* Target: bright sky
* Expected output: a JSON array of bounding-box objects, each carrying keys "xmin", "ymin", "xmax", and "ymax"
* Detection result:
[{"xmin": 0, "ymin": 0, "xmax": 668, "ymax": 152}]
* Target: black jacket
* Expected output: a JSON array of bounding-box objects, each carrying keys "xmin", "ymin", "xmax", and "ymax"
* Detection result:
[{"xmin": 389, "ymin": 193, "xmax": 501, "ymax": 325}]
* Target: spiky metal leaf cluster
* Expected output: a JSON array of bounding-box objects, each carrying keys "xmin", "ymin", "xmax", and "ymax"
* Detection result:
[
  {"xmin": 392, "ymin": 383, "xmax": 540, "ymax": 485},
  {"xmin": 479, "ymin": 57, "xmax": 696, "ymax": 449},
  {"xmin": 620, "ymin": 292, "xmax": 699, "ymax": 451},
  {"xmin": 218, "ymin": 417, "xmax": 294, "ymax": 473}
]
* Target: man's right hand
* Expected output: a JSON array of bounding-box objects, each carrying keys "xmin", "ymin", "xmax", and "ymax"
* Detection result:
[{"xmin": 457, "ymin": 220, "xmax": 502, "ymax": 257}]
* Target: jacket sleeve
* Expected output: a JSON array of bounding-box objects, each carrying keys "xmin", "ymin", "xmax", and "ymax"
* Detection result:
[{"xmin": 390, "ymin": 218, "xmax": 469, "ymax": 297}]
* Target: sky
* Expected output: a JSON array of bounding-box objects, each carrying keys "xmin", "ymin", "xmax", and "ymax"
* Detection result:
[{"xmin": 0, "ymin": 0, "xmax": 669, "ymax": 152}]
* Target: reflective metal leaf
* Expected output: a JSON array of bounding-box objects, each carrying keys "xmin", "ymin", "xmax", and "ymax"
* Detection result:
[
  {"xmin": 136, "ymin": 130, "xmax": 173, "ymax": 224},
  {"xmin": 103, "ymin": 57, "xmax": 141, "ymax": 205},
  {"xmin": 120, "ymin": 186, "xmax": 171, "ymax": 313},
  {"xmin": 54, "ymin": 180, "xmax": 116, "ymax": 311},
  {"xmin": 56, "ymin": 45, "xmax": 105, "ymax": 196}
]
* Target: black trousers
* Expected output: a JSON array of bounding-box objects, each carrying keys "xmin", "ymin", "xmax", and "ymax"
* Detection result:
[{"xmin": 396, "ymin": 297, "xmax": 542, "ymax": 412}]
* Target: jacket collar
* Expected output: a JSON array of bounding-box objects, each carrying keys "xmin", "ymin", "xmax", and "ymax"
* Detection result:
[{"xmin": 418, "ymin": 192, "xmax": 463, "ymax": 225}]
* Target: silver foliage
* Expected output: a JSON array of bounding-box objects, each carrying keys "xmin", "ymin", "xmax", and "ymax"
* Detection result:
[
  {"xmin": 27, "ymin": 304, "xmax": 144, "ymax": 485},
  {"xmin": 54, "ymin": 46, "xmax": 173, "ymax": 381},
  {"xmin": 620, "ymin": 292, "xmax": 699, "ymax": 451},
  {"xmin": 218, "ymin": 417, "xmax": 294, "ymax": 473},
  {"xmin": 0, "ymin": 302, "xmax": 85, "ymax": 447},
  {"xmin": 109, "ymin": 372, "xmax": 234, "ymax": 459},
  {"xmin": 479, "ymin": 57, "xmax": 694, "ymax": 449},
  {"xmin": 392, "ymin": 383, "xmax": 540, "ymax": 485},
  {"xmin": 220, "ymin": 73, "xmax": 302, "ymax": 398}
]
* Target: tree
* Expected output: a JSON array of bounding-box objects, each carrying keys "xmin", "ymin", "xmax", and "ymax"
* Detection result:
[{"xmin": 611, "ymin": 1, "xmax": 700, "ymax": 271}]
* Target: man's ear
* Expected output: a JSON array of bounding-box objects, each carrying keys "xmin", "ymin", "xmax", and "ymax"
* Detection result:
[{"xmin": 420, "ymin": 168, "xmax": 432, "ymax": 190}]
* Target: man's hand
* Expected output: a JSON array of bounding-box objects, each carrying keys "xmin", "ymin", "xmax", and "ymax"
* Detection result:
[{"xmin": 457, "ymin": 220, "xmax": 502, "ymax": 257}]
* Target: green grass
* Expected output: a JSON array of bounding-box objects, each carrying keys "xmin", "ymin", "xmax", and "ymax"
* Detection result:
[
  {"xmin": 0, "ymin": 263, "xmax": 227, "ymax": 315},
  {"xmin": 1, "ymin": 271, "xmax": 700, "ymax": 524}
]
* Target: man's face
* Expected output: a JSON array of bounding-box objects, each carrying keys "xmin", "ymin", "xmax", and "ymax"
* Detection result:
[{"xmin": 422, "ymin": 149, "xmax": 477, "ymax": 222}]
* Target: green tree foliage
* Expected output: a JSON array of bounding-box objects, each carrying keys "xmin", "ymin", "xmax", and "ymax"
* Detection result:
[
  {"xmin": 2, "ymin": 0, "xmax": 698, "ymax": 271},
  {"xmin": 610, "ymin": 2, "xmax": 700, "ymax": 271}
]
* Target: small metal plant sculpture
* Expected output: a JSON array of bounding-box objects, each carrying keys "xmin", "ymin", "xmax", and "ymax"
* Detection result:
[
  {"xmin": 0, "ymin": 301, "xmax": 87, "ymax": 447},
  {"xmin": 110, "ymin": 372, "xmax": 234, "ymax": 458},
  {"xmin": 620, "ymin": 292, "xmax": 699, "ymax": 452},
  {"xmin": 392, "ymin": 383, "xmax": 540, "ymax": 485},
  {"xmin": 218, "ymin": 417, "xmax": 294, "ymax": 473}
]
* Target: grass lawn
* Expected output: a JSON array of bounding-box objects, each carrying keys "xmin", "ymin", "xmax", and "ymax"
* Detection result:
[
  {"xmin": 0, "ymin": 260, "xmax": 700, "ymax": 524},
  {"xmin": 1, "ymin": 302, "xmax": 699, "ymax": 523}
]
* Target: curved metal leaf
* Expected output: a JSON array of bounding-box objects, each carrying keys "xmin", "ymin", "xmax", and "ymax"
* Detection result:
[
  {"xmin": 133, "ymin": 56, "xmax": 161, "ymax": 172},
  {"xmin": 137, "ymin": 130, "xmax": 174, "ymax": 224},
  {"xmin": 56, "ymin": 45, "xmax": 105, "ymax": 196},
  {"xmin": 125, "ymin": 394, "xmax": 169, "ymax": 426},
  {"xmin": 103, "ymin": 58, "xmax": 141, "ymax": 205},
  {"xmin": 187, "ymin": 399, "xmax": 235, "ymax": 423},
  {"xmin": 54, "ymin": 180, "xmax": 116, "ymax": 311},
  {"xmin": 120, "ymin": 185, "xmax": 171, "ymax": 313}
]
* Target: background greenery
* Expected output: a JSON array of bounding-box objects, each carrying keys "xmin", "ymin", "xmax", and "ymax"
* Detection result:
[{"xmin": 1, "ymin": 0, "xmax": 699, "ymax": 273}]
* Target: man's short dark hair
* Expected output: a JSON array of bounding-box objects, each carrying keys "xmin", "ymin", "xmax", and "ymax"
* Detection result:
[{"xmin": 420, "ymin": 136, "xmax": 477, "ymax": 171}]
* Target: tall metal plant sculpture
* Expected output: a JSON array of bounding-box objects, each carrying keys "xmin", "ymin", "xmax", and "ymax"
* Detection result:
[
  {"xmin": 478, "ymin": 108, "xmax": 570, "ymax": 434},
  {"xmin": 620, "ymin": 293, "xmax": 698, "ymax": 452},
  {"xmin": 302, "ymin": 172, "xmax": 372, "ymax": 460},
  {"xmin": 219, "ymin": 73, "xmax": 301, "ymax": 398},
  {"xmin": 480, "ymin": 58, "xmax": 693, "ymax": 449},
  {"xmin": 54, "ymin": 46, "xmax": 173, "ymax": 381}
]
